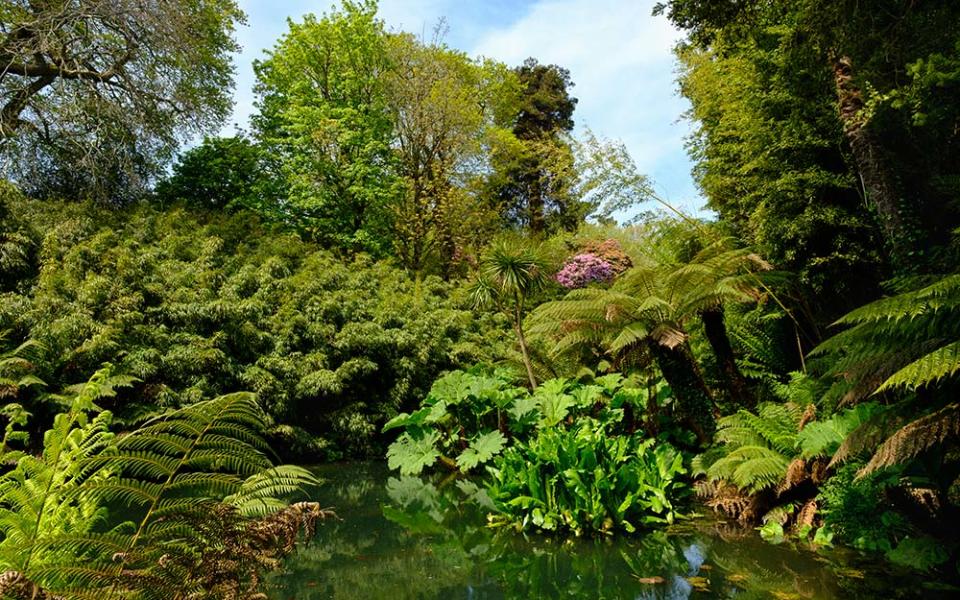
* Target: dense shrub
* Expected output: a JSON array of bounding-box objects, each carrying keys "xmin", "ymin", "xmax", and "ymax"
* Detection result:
[
  {"xmin": 0, "ymin": 195, "xmax": 509, "ymax": 458},
  {"xmin": 384, "ymin": 368, "xmax": 690, "ymax": 535}
]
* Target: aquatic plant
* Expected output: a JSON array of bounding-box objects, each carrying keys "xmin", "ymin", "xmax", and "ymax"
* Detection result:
[{"xmin": 487, "ymin": 421, "xmax": 688, "ymax": 535}]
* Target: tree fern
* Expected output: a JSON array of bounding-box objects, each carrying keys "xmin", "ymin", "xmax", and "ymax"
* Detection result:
[
  {"xmin": 811, "ymin": 273, "xmax": 960, "ymax": 406},
  {"xmin": 859, "ymin": 403, "xmax": 960, "ymax": 476},
  {"xmin": 699, "ymin": 402, "xmax": 802, "ymax": 494},
  {"xmin": 812, "ymin": 273, "xmax": 960, "ymax": 475},
  {"xmin": 0, "ymin": 369, "xmax": 320, "ymax": 599}
]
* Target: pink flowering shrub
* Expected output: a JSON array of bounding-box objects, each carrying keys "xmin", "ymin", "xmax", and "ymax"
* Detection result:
[{"xmin": 555, "ymin": 253, "xmax": 614, "ymax": 289}]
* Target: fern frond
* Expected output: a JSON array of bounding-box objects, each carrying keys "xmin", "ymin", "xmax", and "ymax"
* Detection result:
[
  {"xmin": 859, "ymin": 404, "xmax": 960, "ymax": 476},
  {"xmin": 706, "ymin": 445, "xmax": 790, "ymax": 493},
  {"xmin": 876, "ymin": 340, "xmax": 960, "ymax": 392}
]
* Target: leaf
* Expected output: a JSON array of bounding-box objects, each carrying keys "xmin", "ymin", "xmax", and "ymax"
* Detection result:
[
  {"xmin": 386, "ymin": 430, "xmax": 441, "ymax": 476},
  {"xmin": 456, "ymin": 430, "xmax": 506, "ymax": 472},
  {"xmin": 886, "ymin": 536, "xmax": 949, "ymax": 571},
  {"xmin": 536, "ymin": 391, "xmax": 575, "ymax": 429},
  {"xmin": 427, "ymin": 371, "xmax": 474, "ymax": 405}
]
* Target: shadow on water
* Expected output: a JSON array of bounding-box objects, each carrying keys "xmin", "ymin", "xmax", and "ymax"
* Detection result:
[{"xmin": 269, "ymin": 462, "xmax": 955, "ymax": 599}]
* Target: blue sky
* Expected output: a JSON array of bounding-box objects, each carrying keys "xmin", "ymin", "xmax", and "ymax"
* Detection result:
[{"xmin": 228, "ymin": 0, "xmax": 703, "ymax": 214}]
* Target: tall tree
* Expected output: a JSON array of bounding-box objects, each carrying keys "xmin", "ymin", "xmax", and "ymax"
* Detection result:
[
  {"xmin": 154, "ymin": 136, "xmax": 277, "ymax": 211},
  {"xmin": 253, "ymin": 0, "xmax": 397, "ymax": 255},
  {"xmin": 0, "ymin": 0, "xmax": 245, "ymax": 202},
  {"xmin": 385, "ymin": 33, "xmax": 517, "ymax": 274},
  {"xmin": 488, "ymin": 58, "xmax": 582, "ymax": 234},
  {"xmin": 657, "ymin": 0, "xmax": 960, "ymax": 275}
]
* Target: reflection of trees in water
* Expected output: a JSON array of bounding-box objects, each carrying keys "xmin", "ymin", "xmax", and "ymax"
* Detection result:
[{"xmin": 269, "ymin": 464, "xmax": 933, "ymax": 600}]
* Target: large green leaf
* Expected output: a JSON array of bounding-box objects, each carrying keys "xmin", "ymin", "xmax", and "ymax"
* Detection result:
[
  {"xmin": 456, "ymin": 430, "xmax": 506, "ymax": 471},
  {"xmin": 386, "ymin": 430, "xmax": 441, "ymax": 476}
]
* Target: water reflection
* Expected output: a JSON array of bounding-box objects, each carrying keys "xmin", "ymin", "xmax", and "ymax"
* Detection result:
[{"xmin": 269, "ymin": 462, "xmax": 946, "ymax": 599}]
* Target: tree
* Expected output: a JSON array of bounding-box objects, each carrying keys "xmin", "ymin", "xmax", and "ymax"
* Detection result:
[
  {"xmin": 253, "ymin": 0, "xmax": 397, "ymax": 255},
  {"xmin": 658, "ymin": 0, "xmax": 960, "ymax": 275},
  {"xmin": 530, "ymin": 239, "xmax": 781, "ymax": 441},
  {"xmin": 0, "ymin": 0, "xmax": 245, "ymax": 202},
  {"xmin": 471, "ymin": 241, "xmax": 550, "ymax": 389},
  {"xmin": 385, "ymin": 32, "xmax": 518, "ymax": 274},
  {"xmin": 154, "ymin": 136, "xmax": 276, "ymax": 211},
  {"xmin": 487, "ymin": 58, "xmax": 582, "ymax": 234},
  {"xmin": 675, "ymin": 33, "xmax": 884, "ymax": 323}
]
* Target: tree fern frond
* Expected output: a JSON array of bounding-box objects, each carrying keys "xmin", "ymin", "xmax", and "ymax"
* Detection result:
[
  {"xmin": 876, "ymin": 340, "xmax": 960, "ymax": 392},
  {"xmin": 706, "ymin": 445, "xmax": 790, "ymax": 493},
  {"xmin": 859, "ymin": 404, "xmax": 960, "ymax": 476}
]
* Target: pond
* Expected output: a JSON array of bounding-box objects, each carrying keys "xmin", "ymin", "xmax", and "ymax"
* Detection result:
[{"xmin": 269, "ymin": 462, "xmax": 955, "ymax": 599}]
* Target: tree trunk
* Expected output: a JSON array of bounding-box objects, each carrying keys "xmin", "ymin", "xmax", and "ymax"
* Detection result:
[
  {"xmin": 514, "ymin": 304, "xmax": 538, "ymax": 389},
  {"xmin": 649, "ymin": 341, "xmax": 716, "ymax": 444},
  {"xmin": 528, "ymin": 169, "xmax": 545, "ymax": 234},
  {"xmin": 832, "ymin": 55, "xmax": 921, "ymax": 270},
  {"xmin": 701, "ymin": 308, "xmax": 755, "ymax": 409}
]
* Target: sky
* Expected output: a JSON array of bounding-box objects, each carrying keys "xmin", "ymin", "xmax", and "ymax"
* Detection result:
[{"xmin": 227, "ymin": 0, "xmax": 704, "ymax": 215}]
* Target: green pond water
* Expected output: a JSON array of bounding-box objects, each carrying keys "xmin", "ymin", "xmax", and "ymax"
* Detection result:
[{"xmin": 269, "ymin": 462, "xmax": 954, "ymax": 599}]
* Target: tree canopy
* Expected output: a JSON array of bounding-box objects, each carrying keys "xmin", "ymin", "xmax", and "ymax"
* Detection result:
[{"xmin": 0, "ymin": 0, "xmax": 246, "ymax": 202}]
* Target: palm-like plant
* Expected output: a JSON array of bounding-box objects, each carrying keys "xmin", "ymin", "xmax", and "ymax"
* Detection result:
[
  {"xmin": 471, "ymin": 241, "xmax": 550, "ymax": 389},
  {"xmin": 528, "ymin": 239, "xmax": 777, "ymax": 442},
  {"xmin": 812, "ymin": 273, "xmax": 960, "ymax": 477}
]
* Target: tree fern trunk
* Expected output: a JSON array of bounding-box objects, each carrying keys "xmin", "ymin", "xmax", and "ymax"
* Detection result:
[
  {"xmin": 701, "ymin": 308, "xmax": 755, "ymax": 409},
  {"xmin": 649, "ymin": 341, "xmax": 716, "ymax": 444},
  {"xmin": 832, "ymin": 55, "xmax": 922, "ymax": 270}
]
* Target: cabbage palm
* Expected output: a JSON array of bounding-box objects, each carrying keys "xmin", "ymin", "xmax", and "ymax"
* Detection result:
[{"xmin": 471, "ymin": 241, "xmax": 550, "ymax": 389}]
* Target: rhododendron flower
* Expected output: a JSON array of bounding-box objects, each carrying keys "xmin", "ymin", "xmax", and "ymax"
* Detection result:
[{"xmin": 555, "ymin": 253, "xmax": 614, "ymax": 289}]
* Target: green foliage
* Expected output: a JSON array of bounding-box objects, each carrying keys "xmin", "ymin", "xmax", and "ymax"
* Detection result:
[
  {"xmin": 383, "ymin": 369, "xmax": 520, "ymax": 476},
  {"xmin": 0, "ymin": 367, "xmax": 320, "ymax": 598},
  {"xmin": 0, "ymin": 198, "xmax": 508, "ymax": 458},
  {"xmin": 697, "ymin": 400, "xmax": 885, "ymax": 494},
  {"xmin": 816, "ymin": 463, "xmax": 908, "ymax": 553},
  {"xmin": 814, "ymin": 274, "xmax": 960, "ymax": 403},
  {"xmin": 675, "ymin": 37, "xmax": 883, "ymax": 319},
  {"xmin": 487, "ymin": 423, "xmax": 687, "ymax": 536},
  {"xmin": 455, "ymin": 430, "xmax": 507, "ymax": 471},
  {"xmin": 812, "ymin": 273, "xmax": 960, "ymax": 476},
  {"xmin": 796, "ymin": 402, "xmax": 883, "ymax": 459},
  {"xmin": 664, "ymin": 0, "xmax": 960, "ymax": 312},
  {"xmin": 885, "ymin": 536, "xmax": 950, "ymax": 572},
  {"xmin": 154, "ymin": 136, "xmax": 279, "ymax": 212},
  {"xmin": 0, "ymin": 0, "xmax": 246, "ymax": 203},
  {"xmin": 383, "ymin": 368, "xmax": 648, "ymax": 477},
  {"xmin": 253, "ymin": 0, "xmax": 397, "ymax": 254},
  {"xmin": 383, "ymin": 368, "xmax": 689, "ymax": 536},
  {"xmin": 695, "ymin": 403, "xmax": 801, "ymax": 493},
  {"xmin": 252, "ymin": 1, "xmax": 524, "ymax": 266}
]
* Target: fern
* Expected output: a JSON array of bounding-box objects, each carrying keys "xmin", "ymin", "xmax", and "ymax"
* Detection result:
[
  {"xmin": 876, "ymin": 340, "xmax": 960, "ymax": 392},
  {"xmin": 706, "ymin": 445, "xmax": 792, "ymax": 493},
  {"xmin": 811, "ymin": 273, "xmax": 960, "ymax": 475},
  {"xmin": 811, "ymin": 273, "xmax": 960, "ymax": 406},
  {"xmin": 698, "ymin": 402, "xmax": 802, "ymax": 493},
  {"xmin": 796, "ymin": 403, "xmax": 884, "ymax": 459},
  {"xmin": 0, "ymin": 369, "xmax": 320, "ymax": 599},
  {"xmin": 859, "ymin": 403, "xmax": 960, "ymax": 476}
]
